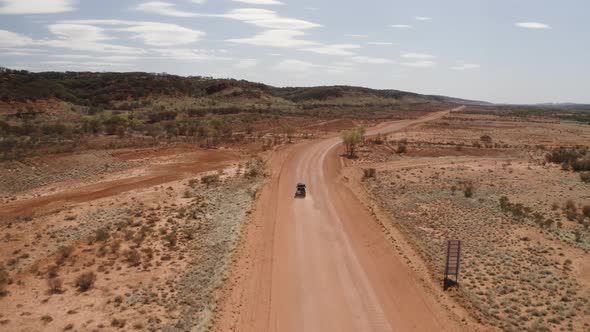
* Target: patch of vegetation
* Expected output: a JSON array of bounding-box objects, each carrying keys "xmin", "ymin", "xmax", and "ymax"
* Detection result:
[
  {"xmin": 342, "ymin": 126, "xmax": 365, "ymax": 158},
  {"xmin": 75, "ymin": 271, "xmax": 96, "ymax": 292}
]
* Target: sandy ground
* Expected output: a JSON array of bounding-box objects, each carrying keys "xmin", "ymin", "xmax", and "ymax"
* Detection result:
[
  {"xmin": 213, "ymin": 110, "xmax": 481, "ymax": 332},
  {"xmin": 0, "ymin": 145, "xmax": 265, "ymax": 331},
  {"xmin": 355, "ymin": 112, "xmax": 590, "ymax": 331}
]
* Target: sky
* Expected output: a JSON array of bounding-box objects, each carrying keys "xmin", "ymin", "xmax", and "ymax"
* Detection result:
[{"xmin": 0, "ymin": 0, "xmax": 589, "ymax": 104}]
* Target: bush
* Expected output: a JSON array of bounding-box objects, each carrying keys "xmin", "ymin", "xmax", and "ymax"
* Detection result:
[
  {"xmin": 0, "ymin": 265, "xmax": 9, "ymax": 294},
  {"xmin": 111, "ymin": 318, "xmax": 126, "ymax": 328},
  {"xmin": 94, "ymin": 228, "xmax": 110, "ymax": 242},
  {"xmin": 480, "ymin": 135, "xmax": 492, "ymax": 143},
  {"xmin": 397, "ymin": 144, "xmax": 407, "ymax": 154},
  {"xmin": 125, "ymin": 250, "xmax": 141, "ymax": 267},
  {"xmin": 164, "ymin": 230, "xmax": 177, "ymax": 247},
  {"xmin": 583, "ymin": 205, "xmax": 590, "ymax": 218},
  {"xmin": 463, "ymin": 182, "xmax": 474, "ymax": 198},
  {"xmin": 363, "ymin": 168, "xmax": 377, "ymax": 179},
  {"xmin": 565, "ymin": 200, "xmax": 577, "ymax": 212},
  {"xmin": 572, "ymin": 159, "xmax": 590, "ymax": 172},
  {"xmin": 75, "ymin": 272, "xmax": 96, "ymax": 292},
  {"xmin": 545, "ymin": 147, "xmax": 585, "ymax": 166},
  {"xmin": 47, "ymin": 277, "xmax": 63, "ymax": 294},
  {"xmin": 201, "ymin": 174, "xmax": 220, "ymax": 188},
  {"xmin": 47, "ymin": 264, "xmax": 59, "ymax": 278},
  {"xmin": 56, "ymin": 245, "xmax": 73, "ymax": 265}
]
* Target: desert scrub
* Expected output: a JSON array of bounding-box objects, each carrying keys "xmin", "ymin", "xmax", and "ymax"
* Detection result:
[
  {"xmin": 75, "ymin": 272, "xmax": 96, "ymax": 292},
  {"xmin": 0, "ymin": 265, "xmax": 9, "ymax": 295},
  {"xmin": 164, "ymin": 166, "xmax": 263, "ymax": 331},
  {"xmin": 362, "ymin": 168, "xmax": 377, "ymax": 180}
]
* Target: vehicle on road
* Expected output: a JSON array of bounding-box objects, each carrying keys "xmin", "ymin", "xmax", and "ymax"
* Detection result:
[{"xmin": 295, "ymin": 183, "xmax": 306, "ymax": 198}]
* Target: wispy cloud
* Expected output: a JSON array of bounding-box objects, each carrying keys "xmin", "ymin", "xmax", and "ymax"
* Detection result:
[
  {"xmin": 391, "ymin": 24, "xmax": 412, "ymax": 29},
  {"xmin": 137, "ymin": 2, "xmax": 198, "ymax": 17},
  {"xmin": 219, "ymin": 8, "xmax": 320, "ymax": 30},
  {"xmin": 515, "ymin": 22, "xmax": 551, "ymax": 29},
  {"xmin": 367, "ymin": 41, "xmax": 396, "ymax": 46},
  {"xmin": 232, "ymin": 0, "xmax": 283, "ymax": 5},
  {"xmin": 401, "ymin": 52, "xmax": 435, "ymax": 59},
  {"xmin": 401, "ymin": 60, "xmax": 436, "ymax": 68},
  {"xmin": 349, "ymin": 56, "xmax": 395, "ymax": 64},
  {"xmin": 152, "ymin": 48, "xmax": 230, "ymax": 61},
  {"xmin": 414, "ymin": 16, "xmax": 431, "ymax": 21},
  {"xmin": 0, "ymin": 0, "xmax": 75, "ymax": 14},
  {"xmin": 451, "ymin": 63, "xmax": 480, "ymax": 71},
  {"xmin": 304, "ymin": 44, "xmax": 361, "ymax": 56},
  {"xmin": 345, "ymin": 34, "xmax": 369, "ymax": 38},
  {"xmin": 227, "ymin": 29, "xmax": 317, "ymax": 48},
  {"xmin": 56, "ymin": 20, "xmax": 205, "ymax": 47}
]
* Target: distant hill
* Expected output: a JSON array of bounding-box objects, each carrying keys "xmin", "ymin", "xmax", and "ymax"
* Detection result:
[{"xmin": 0, "ymin": 68, "xmax": 487, "ymax": 108}]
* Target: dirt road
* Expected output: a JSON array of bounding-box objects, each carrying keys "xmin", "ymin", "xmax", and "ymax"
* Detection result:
[
  {"xmin": 0, "ymin": 149, "xmax": 239, "ymax": 219},
  {"xmin": 215, "ymin": 110, "xmax": 465, "ymax": 332}
]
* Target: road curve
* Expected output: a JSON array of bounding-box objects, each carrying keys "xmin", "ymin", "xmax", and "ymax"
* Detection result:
[{"xmin": 215, "ymin": 110, "xmax": 463, "ymax": 332}]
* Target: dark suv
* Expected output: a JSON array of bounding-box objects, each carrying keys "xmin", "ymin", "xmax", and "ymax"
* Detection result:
[{"xmin": 295, "ymin": 183, "xmax": 306, "ymax": 198}]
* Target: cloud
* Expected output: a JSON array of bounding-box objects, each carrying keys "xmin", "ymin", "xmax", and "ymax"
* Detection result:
[
  {"xmin": 234, "ymin": 59, "xmax": 257, "ymax": 69},
  {"xmin": 228, "ymin": 29, "xmax": 317, "ymax": 48},
  {"xmin": 152, "ymin": 48, "xmax": 230, "ymax": 61},
  {"xmin": 0, "ymin": 30, "xmax": 33, "ymax": 47},
  {"xmin": 220, "ymin": 8, "xmax": 321, "ymax": 30},
  {"xmin": 414, "ymin": 16, "xmax": 431, "ymax": 21},
  {"xmin": 135, "ymin": 4, "xmax": 320, "ymax": 30},
  {"xmin": 42, "ymin": 60, "xmax": 133, "ymax": 67},
  {"xmin": 401, "ymin": 52, "xmax": 435, "ymax": 59},
  {"xmin": 304, "ymin": 44, "xmax": 361, "ymax": 56},
  {"xmin": 0, "ymin": 0, "xmax": 75, "ymax": 14},
  {"xmin": 401, "ymin": 60, "xmax": 435, "ymax": 68},
  {"xmin": 232, "ymin": 0, "xmax": 283, "ymax": 5},
  {"xmin": 515, "ymin": 22, "xmax": 551, "ymax": 29},
  {"xmin": 42, "ymin": 23, "xmax": 146, "ymax": 54},
  {"xmin": 121, "ymin": 22, "xmax": 205, "ymax": 46},
  {"xmin": 391, "ymin": 24, "xmax": 412, "ymax": 29},
  {"xmin": 274, "ymin": 59, "xmax": 318, "ymax": 72},
  {"xmin": 345, "ymin": 34, "xmax": 368, "ymax": 38},
  {"xmin": 190, "ymin": 0, "xmax": 207, "ymax": 3},
  {"xmin": 367, "ymin": 41, "xmax": 396, "ymax": 46},
  {"xmin": 349, "ymin": 56, "xmax": 395, "ymax": 64},
  {"xmin": 451, "ymin": 63, "xmax": 480, "ymax": 71},
  {"xmin": 137, "ymin": 1, "xmax": 198, "ymax": 17},
  {"xmin": 51, "ymin": 54, "xmax": 142, "ymax": 62},
  {"xmin": 56, "ymin": 20, "xmax": 205, "ymax": 47}
]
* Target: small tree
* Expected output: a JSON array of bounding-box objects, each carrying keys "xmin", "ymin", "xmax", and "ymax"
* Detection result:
[
  {"xmin": 283, "ymin": 124, "xmax": 296, "ymax": 143},
  {"xmin": 342, "ymin": 127, "xmax": 363, "ymax": 158}
]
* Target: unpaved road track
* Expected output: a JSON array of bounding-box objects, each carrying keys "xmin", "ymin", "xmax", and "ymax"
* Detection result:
[
  {"xmin": 0, "ymin": 149, "xmax": 239, "ymax": 219},
  {"xmin": 216, "ymin": 110, "xmax": 465, "ymax": 332}
]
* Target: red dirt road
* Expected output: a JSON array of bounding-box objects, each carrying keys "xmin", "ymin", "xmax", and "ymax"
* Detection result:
[{"xmin": 216, "ymin": 111, "xmax": 465, "ymax": 332}]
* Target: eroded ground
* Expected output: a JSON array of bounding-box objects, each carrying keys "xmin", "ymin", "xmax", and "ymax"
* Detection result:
[{"xmin": 355, "ymin": 111, "xmax": 590, "ymax": 331}]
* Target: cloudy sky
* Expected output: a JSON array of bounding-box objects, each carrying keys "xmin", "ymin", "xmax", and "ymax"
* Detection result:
[{"xmin": 0, "ymin": 0, "xmax": 588, "ymax": 103}]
